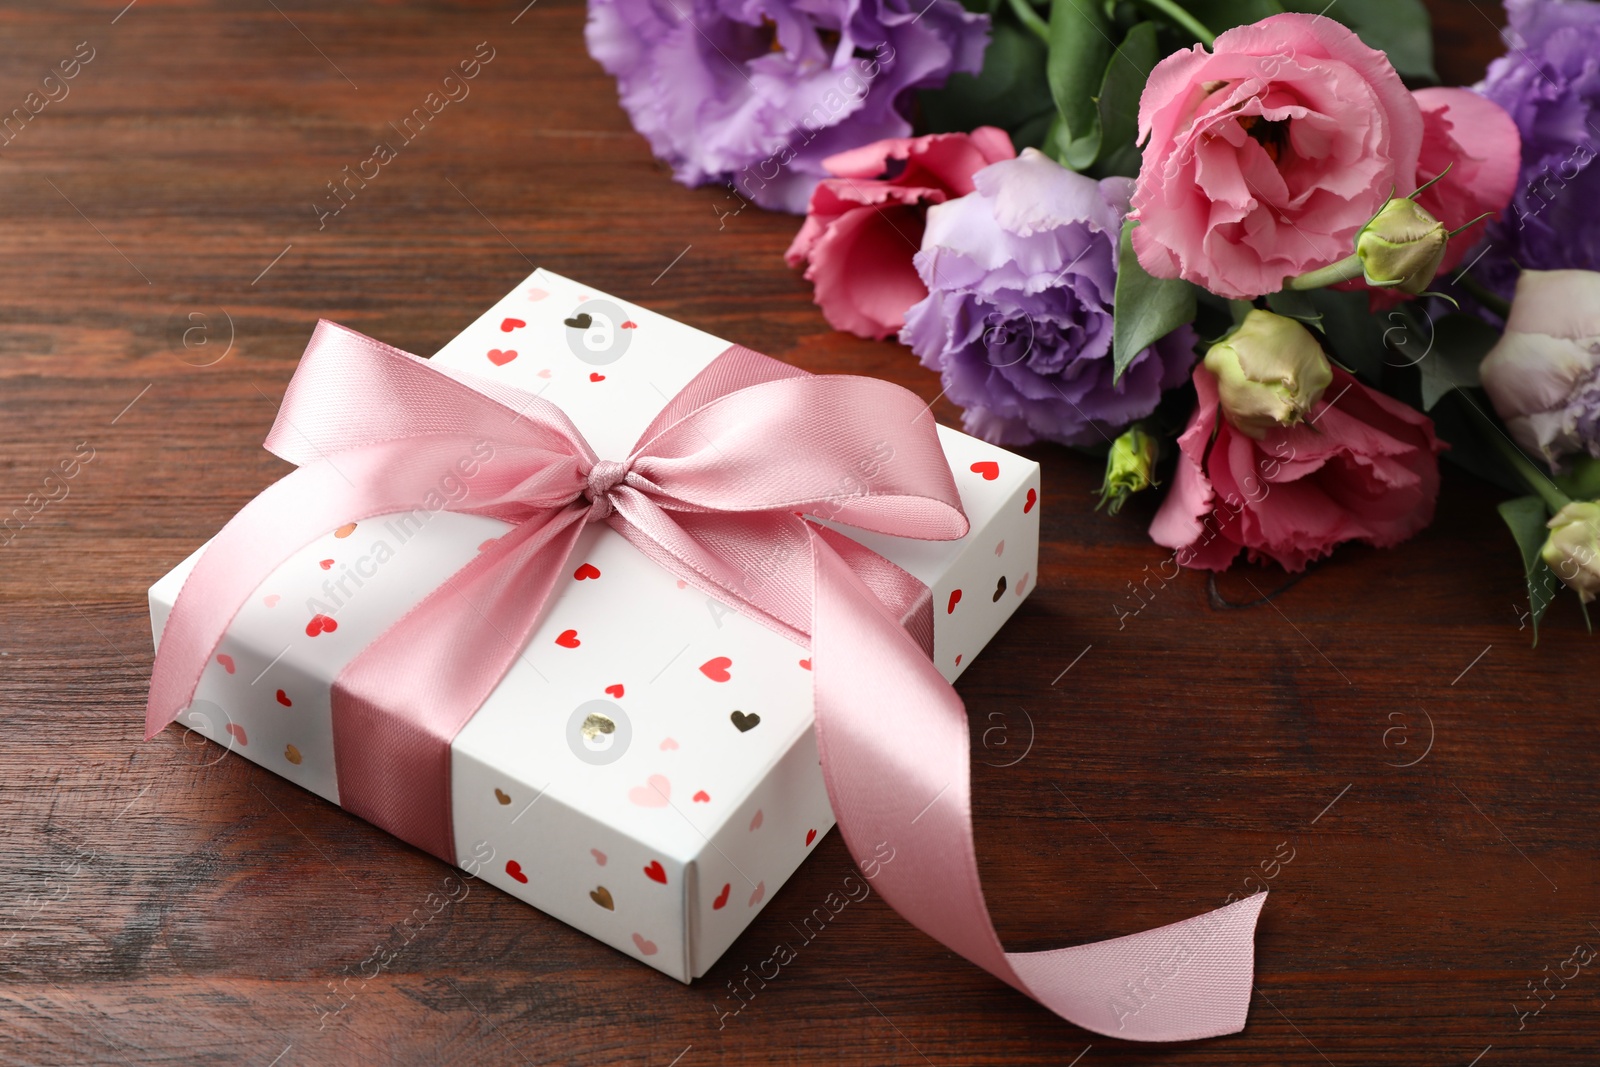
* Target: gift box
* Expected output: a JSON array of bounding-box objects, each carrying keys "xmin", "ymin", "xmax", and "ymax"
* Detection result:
[{"xmin": 148, "ymin": 268, "xmax": 1040, "ymax": 982}]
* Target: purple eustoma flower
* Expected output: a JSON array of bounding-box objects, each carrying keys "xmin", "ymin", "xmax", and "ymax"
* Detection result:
[
  {"xmin": 901, "ymin": 149, "xmax": 1197, "ymax": 448},
  {"xmin": 585, "ymin": 0, "xmax": 988, "ymax": 213},
  {"xmin": 1475, "ymin": 0, "xmax": 1600, "ymax": 291}
]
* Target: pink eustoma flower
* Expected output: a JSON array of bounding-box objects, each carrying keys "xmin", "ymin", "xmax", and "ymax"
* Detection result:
[
  {"xmin": 1130, "ymin": 13, "xmax": 1424, "ymax": 300},
  {"xmin": 1151, "ymin": 364, "xmax": 1445, "ymax": 572},
  {"xmin": 785, "ymin": 127, "xmax": 1014, "ymax": 340},
  {"xmin": 1410, "ymin": 87, "xmax": 1521, "ymax": 274}
]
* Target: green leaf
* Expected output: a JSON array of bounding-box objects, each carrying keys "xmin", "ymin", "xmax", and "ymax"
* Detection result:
[
  {"xmin": 1113, "ymin": 219, "xmax": 1197, "ymax": 382},
  {"xmin": 1428, "ymin": 390, "xmax": 1531, "ymax": 497},
  {"xmin": 1498, "ymin": 495, "xmax": 1560, "ymax": 645},
  {"xmin": 1281, "ymin": 0, "xmax": 1437, "ymax": 82},
  {"xmin": 1179, "ymin": 0, "xmax": 1284, "ymax": 35},
  {"xmin": 919, "ymin": 20, "xmax": 1055, "ymax": 141},
  {"xmin": 1265, "ymin": 289, "xmax": 1325, "ymax": 330},
  {"xmin": 1554, "ymin": 456, "xmax": 1600, "ymax": 502},
  {"xmin": 1288, "ymin": 288, "xmax": 1387, "ymax": 384},
  {"xmin": 1415, "ymin": 313, "xmax": 1498, "ymax": 410},
  {"xmin": 1091, "ymin": 21, "xmax": 1159, "ymax": 178},
  {"xmin": 1011, "ymin": 109, "xmax": 1059, "ymax": 153},
  {"xmin": 1046, "ymin": 0, "xmax": 1115, "ymax": 169}
]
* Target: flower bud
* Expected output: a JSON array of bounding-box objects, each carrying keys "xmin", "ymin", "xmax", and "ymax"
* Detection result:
[
  {"xmin": 1203, "ymin": 310, "xmax": 1333, "ymax": 439},
  {"xmin": 1541, "ymin": 501, "xmax": 1600, "ymax": 604},
  {"xmin": 1356, "ymin": 197, "xmax": 1449, "ymax": 295},
  {"xmin": 1097, "ymin": 425, "xmax": 1159, "ymax": 515}
]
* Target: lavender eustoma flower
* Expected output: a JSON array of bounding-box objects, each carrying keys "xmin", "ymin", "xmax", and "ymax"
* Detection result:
[
  {"xmin": 1475, "ymin": 0, "xmax": 1600, "ymax": 291},
  {"xmin": 585, "ymin": 0, "xmax": 988, "ymax": 214},
  {"xmin": 901, "ymin": 149, "xmax": 1196, "ymax": 448}
]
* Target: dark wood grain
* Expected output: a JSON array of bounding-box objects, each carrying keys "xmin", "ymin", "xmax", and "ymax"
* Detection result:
[{"xmin": 4, "ymin": 1, "xmax": 1594, "ymax": 1064}]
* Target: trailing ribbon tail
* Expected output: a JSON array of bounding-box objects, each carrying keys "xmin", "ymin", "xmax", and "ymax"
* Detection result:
[{"xmin": 808, "ymin": 528, "xmax": 1265, "ymax": 1041}]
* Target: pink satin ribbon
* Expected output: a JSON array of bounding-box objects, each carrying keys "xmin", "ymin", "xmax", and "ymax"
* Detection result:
[{"xmin": 147, "ymin": 320, "xmax": 1264, "ymax": 1041}]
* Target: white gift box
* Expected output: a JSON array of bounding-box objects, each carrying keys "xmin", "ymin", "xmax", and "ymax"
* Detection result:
[{"xmin": 148, "ymin": 269, "xmax": 1040, "ymax": 981}]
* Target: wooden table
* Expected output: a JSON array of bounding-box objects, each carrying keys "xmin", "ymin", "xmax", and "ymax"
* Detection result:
[{"xmin": 4, "ymin": 2, "xmax": 1592, "ymax": 1064}]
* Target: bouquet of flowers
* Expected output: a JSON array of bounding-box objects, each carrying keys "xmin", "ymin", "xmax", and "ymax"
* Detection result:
[{"xmin": 586, "ymin": 0, "xmax": 1600, "ymax": 640}]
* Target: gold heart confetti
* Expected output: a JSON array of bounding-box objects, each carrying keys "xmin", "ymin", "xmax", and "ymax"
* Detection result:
[
  {"xmin": 590, "ymin": 886, "xmax": 614, "ymax": 910},
  {"xmin": 494, "ymin": 788, "xmax": 511, "ymax": 805},
  {"xmin": 284, "ymin": 744, "xmax": 302, "ymax": 765}
]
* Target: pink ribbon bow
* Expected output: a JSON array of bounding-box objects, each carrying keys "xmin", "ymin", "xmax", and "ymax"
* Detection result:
[{"xmin": 147, "ymin": 321, "xmax": 1264, "ymax": 1041}]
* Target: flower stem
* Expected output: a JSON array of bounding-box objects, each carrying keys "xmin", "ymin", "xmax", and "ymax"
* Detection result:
[
  {"xmin": 1470, "ymin": 399, "xmax": 1573, "ymax": 513},
  {"xmin": 1286, "ymin": 253, "xmax": 1364, "ymax": 291},
  {"xmin": 1007, "ymin": 0, "xmax": 1051, "ymax": 43},
  {"xmin": 1134, "ymin": 0, "xmax": 1216, "ymax": 47},
  {"xmin": 1452, "ymin": 269, "xmax": 1513, "ymax": 320}
]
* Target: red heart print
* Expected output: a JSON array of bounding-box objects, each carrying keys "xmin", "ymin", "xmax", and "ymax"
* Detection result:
[
  {"xmin": 306, "ymin": 613, "xmax": 338, "ymax": 637},
  {"xmin": 693, "ymin": 790, "xmax": 710, "ymax": 803},
  {"xmin": 319, "ymin": 558, "xmax": 334, "ymax": 570},
  {"xmin": 971, "ymin": 460, "xmax": 1000, "ymax": 480},
  {"xmin": 749, "ymin": 809, "xmax": 764, "ymax": 830},
  {"xmin": 589, "ymin": 372, "xmax": 606, "ymax": 382},
  {"xmin": 620, "ymin": 320, "xmax": 638, "ymax": 330},
  {"xmin": 591, "ymin": 848, "xmax": 607, "ymax": 865},
  {"xmin": 505, "ymin": 860, "xmax": 528, "ymax": 884},
  {"xmin": 500, "ymin": 317, "xmax": 526, "ymax": 332},
  {"xmin": 632, "ymin": 932, "xmax": 658, "ymax": 956},
  {"xmin": 225, "ymin": 723, "xmax": 248, "ymax": 746},
  {"xmin": 712, "ymin": 882, "xmax": 731, "ymax": 910},
  {"xmin": 537, "ymin": 368, "xmax": 552, "ymax": 379},
  {"xmin": 555, "ymin": 629, "xmax": 580, "ymax": 648},
  {"xmin": 527, "ymin": 287, "xmax": 549, "ymax": 301},
  {"xmin": 748, "ymin": 881, "xmax": 766, "ymax": 907},
  {"xmin": 955, "ymin": 653, "xmax": 964, "ymax": 666},
  {"xmin": 1024, "ymin": 487, "xmax": 1038, "ymax": 513},
  {"xmin": 643, "ymin": 860, "xmax": 667, "ymax": 884},
  {"xmin": 805, "ymin": 828, "xmax": 817, "ymax": 846},
  {"xmin": 994, "ymin": 539, "xmax": 1005, "ymax": 557},
  {"xmin": 216, "ymin": 654, "xmax": 235, "ymax": 674},
  {"xmin": 1016, "ymin": 571, "xmax": 1030, "ymax": 596},
  {"xmin": 798, "ymin": 658, "xmax": 811, "ymax": 671},
  {"xmin": 263, "ymin": 594, "xmax": 280, "ymax": 607},
  {"xmin": 699, "ymin": 657, "xmax": 733, "ymax": 682},
  {"xmin": 605, "ymin": 683, "xmax": 625, "ymax": 699},
  {"xmin": 947, "ymin": 589, "xmax": 962, "ymax": 614},
  {"xmin": 487, "ymin": 348, "xmax": 517, "ymax": 366},
  {"xmin": 659, "ymin": 737, "xmax": 679, "ymax": 751},
  {"xmin": 276, "ymin": 689, "xmax": 292, "ymax": 707},
  {"xmin": 573, "ymin": 563, "xmax": 601, "ymax": 581}
]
